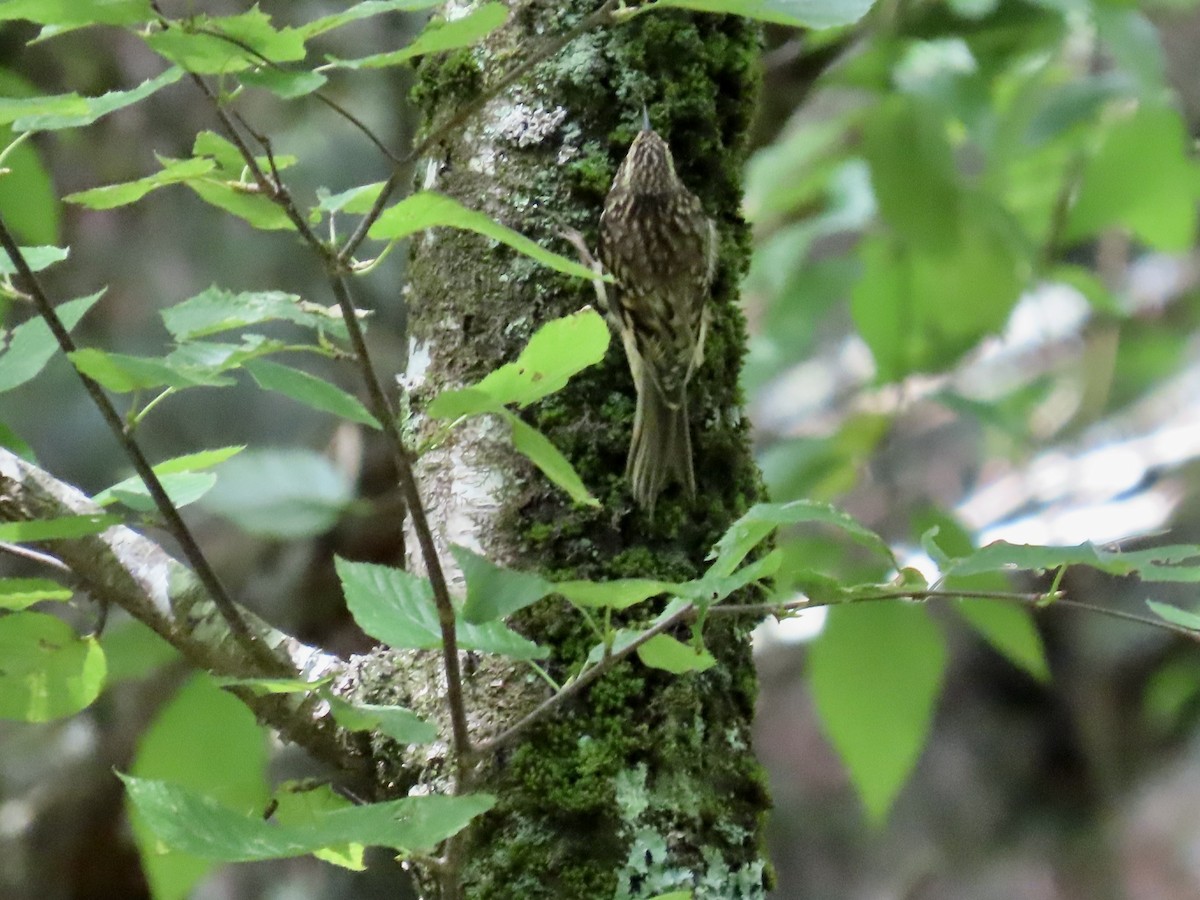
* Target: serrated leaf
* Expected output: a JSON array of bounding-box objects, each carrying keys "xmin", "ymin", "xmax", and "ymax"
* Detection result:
[
  {"xmin": 428, "ymin": 308, "xmax": 610, "ymax": 417},
  {"xmin": 943, "ymin": 540, "xmax": 1200, "ymax": 579},
  {"xmin": 335, "ymin": 557, "xmax": 546, "ymax": 659},
  {"xmin": 143, "ymin": 10, "xmax": 306, "ymax": 74},
  {"xmin": 122, "ymin": 774, "xmax": 493, "ymax": 859},
  {"xmin": 0, "ymin": 243, "xmax": 68, "ymax": 275},
  {"xmin": 128, "ymin": 674, "xmax": 269, "ymax": 900},
  {"xmin": 69, "ymin": 347, "xmax": 234, "ymax": 391},
  {"xmin": 185, "ymin": 177, "xmax": 296, "ymax": 231},
  {"xmin": 503, "ymin": 412, "xmax": 598, "ymax": 506},
  {"xmin": 368, "ymin": 191, "xmax": 598, "ymax": 280},
  {"xmin": 244, "ymin": 359, "xmax": 379, "ymax": 428},
  {"xmin": 0, "ymin": 0, "xmax": 152, "ymax": 26},
  {"xmin": 0, "ymin": 290, "xmax": 104, "ymax": 391},
  {"xmin": 199, "ymin": 448, "xmax": 354, "ymax": 538},
  {"xmin": 0, "ymin": 513, "xmax": 121, "ymax": 541},
  {"xmin": 808, "ymin": 602, "xmax": 946, "ymax": 822},
  {"xmin": 160, "ymin": 286, "xmax": 351, "ymax": 341},
  {"xmin": 328, "ymin": 3, "xmax": 508, "ymax": 69},
  {"xmin": 326, "ymin": 696, "xmax": 438, "ymax": 744},
  {"xmin": 0, "ymin": 577, "xmax": 73, "ymax": 610},
  {"xmin": 94, "ymin": 471, "xmax": 217, "ymax": 512},
  {"xmin": 708, "ymin": 500, "xmax": 895, "ymax": 579},
  {"xmin": 2, "ymin": 67, "xmax": 180, "ymax": 132},
  {"xmin": 298, "ymin": 0, "xmax": 444, "ymax": 40},
  {"xmin": 65, "ymin": 157, "xmax": 215, "ymax": 209},
  {"xmin": 150, "ymin": 445, "xmax": 245, "ymax": 474},
  {"xmin": 636, "ymin": 634, "xmax": 716, "ymax": 673},
  {"xmin": 239, "ymin": 67, "xmax": 327, "ymax": 99},
  {"xmin": 0, "ymin": 611, "xmax": 106, "ymax": 721},
  {"xmin": 651, "ymin": 0, "xmax": 875, "ymax": 29},
  {"xmin": 453, "ymin": 544, "xmax": 554, "ymax": 624},
  {"xmin": 555, "ymin": 578, "xmax": 675, "ymax": 610}
]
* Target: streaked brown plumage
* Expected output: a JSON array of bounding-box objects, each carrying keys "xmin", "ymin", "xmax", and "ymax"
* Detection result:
[{"xmin": 598, "ymin": 118, "xmax": 717, "ymax": 511}]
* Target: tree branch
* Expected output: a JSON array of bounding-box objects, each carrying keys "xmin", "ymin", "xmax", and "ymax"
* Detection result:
[
  {"xmin": 0, "ymin": 448, "xmax": 363, "ymax": 772},
  {"xmin": 0, "ymin": 219, "xmax": 288, "ymax": 676}
]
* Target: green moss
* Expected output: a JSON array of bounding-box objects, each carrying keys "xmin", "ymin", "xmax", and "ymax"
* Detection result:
[{"xmin": 409, "ymin": 46, "xmax": 484, "ymax": 118}]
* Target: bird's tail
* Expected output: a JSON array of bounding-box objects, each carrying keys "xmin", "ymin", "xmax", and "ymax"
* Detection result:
[{"xmin": 627, "ymin": 378, "xmax": 695, "ymax": 511}]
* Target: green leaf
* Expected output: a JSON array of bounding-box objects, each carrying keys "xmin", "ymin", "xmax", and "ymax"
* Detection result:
[
  {"xmin": 336, "ymin": 557, "xmax": 546, "ymax": 659},
  {"xmin": 270, "ymin": 782, "xmax": 363, "ymax": 870},
  {"xmin": 503, "ymin": 412, "xmax": 598, "ymax": 506},
  {"xmin": 64, "ymin": 157, "xmax": 215, "ymax": 209},
  {"xmin": 708, "ymin": 500, "xmax": 895, "ymax": 579},
  {"xmin": 0, "ymin": 121, "xmax": 61, "ymax": 244},
  {"xmin": 122, "ymin": 774, "xmax": 493, "ymax": 860},
  {"xmin": 99, "ymin": 619, "xmax": 179, "ymax": 682},
  {"xmin": 1066, "ymin": 105, "xmax": 1200, "ymax": 251},
  {"xmin": 428, "ymin": 308, "xmax": 610, "ymax": 417},
  {"xmin": 328, "ymin": 3, "xmax": 508, "ymax": 69},
  {"xmin": 863, "ymin": 98, "xmax": 959, "ymax": 248},
  {"xmin": 211, "ymin": 676, "xmax": 330, "ymax": 695},
  {"xmin": 942, "ymin": 540, "xmax": 1200, "ymax": 580},
  {"xmin": 94, "ymin": 471, "xmax": 217, "ymax": 512},
  {"xmin": 150, "ymin": 445, "xmax": 245, "ymax": 474},
  {"xmin": 368, "ymin": 192, "xmax": 599, "ymax": 280},
  {"xmin": 326, "ymin": 696, "xmax": 438, "ymax": 744},
  {"xmin": 685, "ymin": 549, "xmax": 782, "ymax": 604},
  {"xmin": 1146, "ymin": 600, "xmax": 1200, "ymax": 632},
  {"xmin": 8, "ymin": 67, "xmax": 183, "ymax": 131},
  {"xmin": 636, "ymin": 633, "xmax": 716, "ymax": 673},
  {"xmin": 0, "ymin": 0, "xmax": 152, "ymax": 26},
  {"xmin": 199, "ymin": 448, "xmax": 354, "ymax": 538},
  {"xmin": 129, "ymin": 674, "xmax": 268, "ymax": 900},
  {"xmin": 315, "ymin": 181, "xmax": 387, "ymax": 216},
  {"xmin": 851, "ymin": 208, "xmax": 1027, "ymax": 380},
  {"xmin": 0, "ymin": 243, "xmax": 68, "ymax": 274},
  {"xmin": 160, "ymin": 285, "xmax": 351, "ymax": 342},
  {"xmin": 185, "ymin": 177, "xmax": 296, "ymax": 231},
  {"xmin": 0, "ymin": 611, "xmax": 106, "ymax": 721},
  {"xmin": 453, "ymin": 544, "xmax": 554, "ymax": 624},
  {"xmin": 650, "ymin": 0, "xmax": 875, "ymax": 29},
  {"xmin": 239, "ymin": 67, "xmax": 327, "ymax": 99},
  {"xmin": 0, "ymin": 513, "xmax": 121, "ymax": 541},
  {"xmin": 143, "ymin": 10, "xmax": 306, "ymax": 74},
  {"xmin": 0, "ymin": 577, "xmax": 73, "ymax": 610},
  {"xmin": 808, "ymin": 602, "xmax": 946, "ymax": 821},
  {"xmin": 1093, "ymin": 6, "xmax": 1164, "ymax": 95},
  {"xmin": 0, "ymin": 290, "xmax": 104, "ymax": 391},
  {"xmin": 298, "ymin": 0, "xmax": 444, "ymax": 40},
  {"xmin": 555, "ymin": 578, "xmax": 675, "ymax": 610},
  {"xmin": 954, "ymin": 599, "xmax": 1049, "ymax": 682},
  {"xmin": 68, "ymin": 347, "xmax": 235, "ymax": 391},
  {"xmin": 244, "ymin": 359, "xmax": 379, "ymax": 428}
]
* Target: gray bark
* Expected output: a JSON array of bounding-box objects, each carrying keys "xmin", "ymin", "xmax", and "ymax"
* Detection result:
[{"xmin": 404, "ymin": 3, "xmax": 770, "ymax": 897}]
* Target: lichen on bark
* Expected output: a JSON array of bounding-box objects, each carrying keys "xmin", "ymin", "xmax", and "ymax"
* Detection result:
[{"xmin": 403, "ymin": 2, "xmax": 771, "ymax": 896}]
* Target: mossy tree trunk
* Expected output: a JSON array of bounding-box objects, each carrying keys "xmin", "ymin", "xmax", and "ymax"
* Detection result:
[{"xmin": 403, "ymin": 3, "xmax": 769, "ymax": 897}]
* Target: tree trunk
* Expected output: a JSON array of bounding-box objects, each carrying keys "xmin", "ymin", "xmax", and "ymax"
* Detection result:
[{"xmin": 404, "ymin": 3, "xmax": 770, "ymax": 897}]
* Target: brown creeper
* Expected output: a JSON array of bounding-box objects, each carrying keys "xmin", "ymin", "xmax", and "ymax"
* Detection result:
[{"xmin": 598, "ymin": 113, "xmax": 717, "ymax": 511}]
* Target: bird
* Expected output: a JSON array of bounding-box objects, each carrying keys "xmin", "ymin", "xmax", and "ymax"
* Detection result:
[{"xmin": 598, "ymin": 109, "xmax": 717, "ymax": 511}]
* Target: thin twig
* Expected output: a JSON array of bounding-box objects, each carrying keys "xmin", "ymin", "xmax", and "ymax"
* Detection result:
[
  {"xmin": 0, "ymin": 218, "xmax": 289, "ymax": 676},
  {"xmin": 716, "ymin": 588, "xmax": 1200, "ymax": 643},
  {"xmin": 473, "ymin": 600, "xmax": 698, "ymax": 757},
  {"xmin": 182, "ymin": 67, "xmax": 473, "ymax": 772}
]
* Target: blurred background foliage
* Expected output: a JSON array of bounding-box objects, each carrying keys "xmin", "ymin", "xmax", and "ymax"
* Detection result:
[{"xmin": 4, "ymin": 0, "xmax": 1200, "ymax": 897}]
